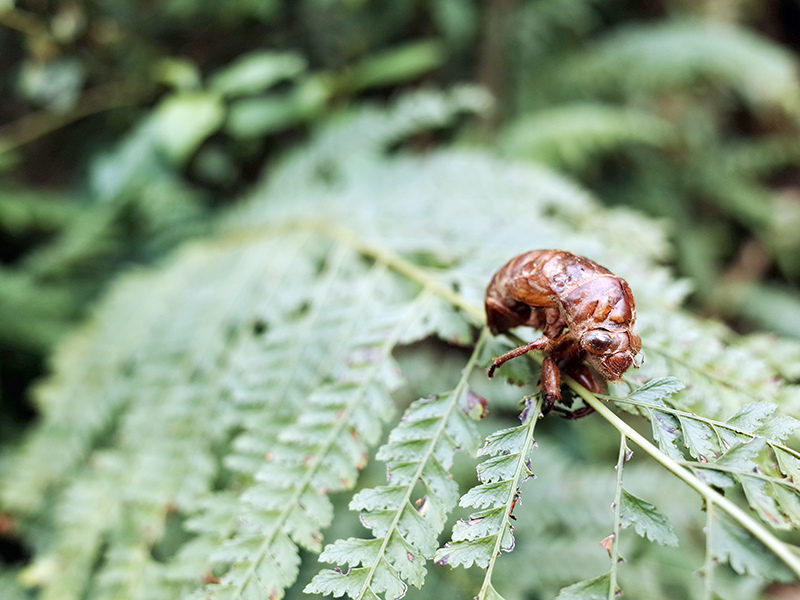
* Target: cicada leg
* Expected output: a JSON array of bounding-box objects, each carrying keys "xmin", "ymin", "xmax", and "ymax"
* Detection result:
[
  {"xmin": 552, "ymin": 361, "xmax": 606, "ymax": 419},
  {"xmin": 540, "ymin": 355, "xmax": 561, "ymax": 415},
  {"xmin": 487, "ymin": 336, "xmax": 551, "ymax": 378}
]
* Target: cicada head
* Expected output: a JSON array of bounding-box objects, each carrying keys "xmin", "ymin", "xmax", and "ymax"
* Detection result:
[{"xmin": 580, "ymin": 329, "xmax": 642, "ymax": 381}]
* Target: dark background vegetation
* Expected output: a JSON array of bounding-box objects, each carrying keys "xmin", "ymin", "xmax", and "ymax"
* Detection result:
[{"xmin": 2, "ymin": 0, "xmax": 800, "ymax": 575}]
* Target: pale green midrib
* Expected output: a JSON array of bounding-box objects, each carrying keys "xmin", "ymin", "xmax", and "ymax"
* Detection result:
[
  {"xmin": 233, "ymin": 287, "xmax": 431, "ymax": 597},
  {"xmin": 216, "ymin": 220, "xmax": 485, "ymax": 326},
  {"xmin": 356, "ymin": 328, "xmax": 489, "ymax": 599}
]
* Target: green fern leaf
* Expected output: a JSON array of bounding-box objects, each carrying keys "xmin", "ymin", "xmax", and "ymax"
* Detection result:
[
  {"xmin": 675, "ymin": 415, "xmax": 716, "ymax": 460},
  {"xmin": 307, "ymin": 345, "xmax": 485, "ymax": 598},
  {"xmin": 5, "ymin": 87, "xmax": 800, "ymax": 600},
  {"xmin": 710, "ymin": 516, "xmax": 794, "ymax": 581},
  {"xmin": 636, "ymin": 405, "xmax": 685, "ymax": 462},
  {"xmin": 554, "ymin": 573, "xmax": 612, "ymax": 600},
  {"xmin": 198, "ymin": 276, "xmax": 450, "ymax": 599},
  {"xmin": 633, "ymin": 311, "xmax": 796, "ymax": 415},
  {"xmin": 616, "ymin": 381, "xmax": 800, "ymax": 531},
  {"xmin": 562, "ymin": 20, "xmax": 800, "ymax": 111},
  {"xmin": 500, "ymin": 103, "xmax": 674, "ymax": 169},
  {"xmin": 625, "ymin": 377, "xmax": 685, "ymax": 403},
  {"xmin": 435, "ymin": 401, "xmax": 539, "ymax": 575},
  {"xmin": 308, "ymin": 564, "xmax": 404, "ymax": 600},
  {"xmin": 619, "ymin": 489, "xmax": 679, "ymax": 547}
]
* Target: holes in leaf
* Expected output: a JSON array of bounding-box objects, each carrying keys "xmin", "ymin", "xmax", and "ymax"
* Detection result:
[{"xmin": 251, "ymin": 319, "xmax": 269, "ymax": 336}]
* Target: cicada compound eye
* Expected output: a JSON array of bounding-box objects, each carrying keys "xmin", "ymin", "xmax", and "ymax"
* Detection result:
[{"xmin": 582, "ymin": 330, "xmax": 614, "ymax": 354}]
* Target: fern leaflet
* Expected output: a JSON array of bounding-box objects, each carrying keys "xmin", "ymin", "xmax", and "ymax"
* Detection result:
[
  {"xmin": 434, "ymin": 396, "xmax": 544, "ymax": 600},
  {"xmin": 611, "ymin": 378, "xmax": 800, "ymax": 530},
  {"xmin": 306, "ymin": 330, "xmax": 488, "ymax": 599},
  {"xmin": 193, "ymin": 263, "xmax": 450, "ymax": 599}
]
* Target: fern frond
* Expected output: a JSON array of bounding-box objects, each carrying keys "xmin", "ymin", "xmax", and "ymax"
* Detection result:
[
  {"xmin": 434, "ymin": 397, "xmax": 543, "ymax": 600},
  {"xmin": 619, "ymin": 488, "xmax": 679, "ymax": 547},
  {"xmin": 617, "ymin": 383, "xmax": 800, "ymax": 530},
  {"xmin": 561, "ymin": 20, "xmax": 800, "ymax": 112},
  {"xmin": 708, "ymin": 511, "xmax": 794, "ymax": 582},
  {"xmin": 721, "ymin": 135, "xmax": 800, "ymax": 179},
  {"xmin": 631, "ymin": 308, "xmax": 798, "ymax": 415},
  {"xmin": 306, "ymin": 331, "xmax": 487, "ymax": 600},
  {"xmin": 577, "ymin": 379, "xmax": 800, "ymax": 583},
  {"xmin": 192, "ymin": 261, "xmax": 449, "ymax": 599},
  {"xmin": 0, "ymin": 268, "xmax": 73, "ymax": 351},
  {"xmin": 619, "ymin": 377, "xmax": 800, "ymax": 526},
  {"xmin": 1, "ymin": 242, "xmax": 238, "ymax": 516},
  {"xmin": 500, "ymin": 103, "xmax": 674, "ymax": 169}
]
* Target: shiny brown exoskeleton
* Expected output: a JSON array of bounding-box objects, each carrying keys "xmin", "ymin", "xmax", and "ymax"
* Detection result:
[{"xmin": 485, "ymin": 250, "xmax": 641, "ymax": 417}]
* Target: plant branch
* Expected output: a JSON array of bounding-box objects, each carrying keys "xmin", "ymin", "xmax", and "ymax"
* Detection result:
[
  {"xmin": 322, "ymin": 224, "xmax": 485, "ymax": 325},
  {"xmin": 567, "ymin": 377, "xmax": 800, "ymax": 579}
]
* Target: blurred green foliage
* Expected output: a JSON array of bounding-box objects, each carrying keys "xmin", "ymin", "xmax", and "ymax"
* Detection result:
[
  {"xmin": 1, "ymin": 1, "xmax": 799, "ymax": 360},
  {"xmin": 2, "ymin": 0, "xmax": 800, "ymax": 596}
]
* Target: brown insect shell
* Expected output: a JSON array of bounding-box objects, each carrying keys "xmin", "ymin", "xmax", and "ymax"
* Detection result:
[{"xmin": 485, "ymin": 250, "xmax": 640, "ymax": 381}]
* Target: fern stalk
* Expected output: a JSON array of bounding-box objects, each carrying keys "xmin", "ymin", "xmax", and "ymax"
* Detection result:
[
  {"xmin": 608, "ymin": 434, "xmax": 627, "ymax": 600},
  {"xmin": 570, "ymin": 377, "xmax": 800, "ymax": 578},
  {"xmin": 321, "ymin": 223, "xmax": 485, "ymax": 325}
]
